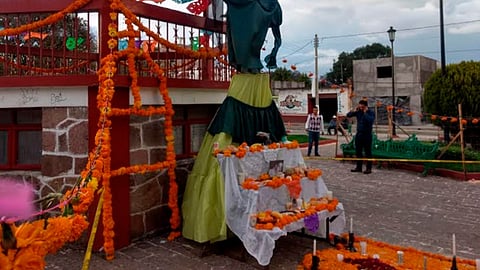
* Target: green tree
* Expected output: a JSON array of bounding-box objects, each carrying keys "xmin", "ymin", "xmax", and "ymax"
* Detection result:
[
  {"xmin": 292, "ymin": 71, "xmax": 312, "ymax": 89},
  {"xmin": 270, "ymin": 67, "xmax": 292, "ymax": 81},
  {"xmin": 423, "ymin": 61, "xmax": 480, "ymax": 149},
  {"xmin": 270, "ymin": 67, "xmax": 312, "ymax": 89},
  {"xmin": 424, "ymin": 61, "xmax": 480, "ymax": 117},
  {"xmin": 353, "ymin": 42, "xmax": 390, "ymax": 59},
  {"xmin": 326, "ymin": 43, "xmax": 390, "ymax": 83}
]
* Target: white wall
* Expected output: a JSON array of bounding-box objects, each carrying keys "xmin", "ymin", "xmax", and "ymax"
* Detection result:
[
  {"xmin": 0, "ymin": 86, "xmax": 88, "ymax": 108},
  {"xmin": 0, "ymin": 86, "xmax": 228, "ymax": 108}
]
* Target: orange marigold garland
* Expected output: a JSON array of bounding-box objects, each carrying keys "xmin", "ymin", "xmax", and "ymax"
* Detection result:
[
  {"xmin": 0, "ymin": 215, "xmax": 89, "ymax": 269},
  {"xmin": 241, "ymin": 169, "xmax": 322, "ymax": 192},
  {"xmin": 112, "ymin": 10, "xmax": 180, "ymax": 240},
  {"xmin": 285, "ymin": 175, "xmax": 302, "ymax": 199},
  {"xmin": 214, "ymin": 141, "xmax": 300, "ymax": 158},
  {"xmin": 252, "ymin": 199, "xmax": 339, "ymax": 231},
  {"xmin": 297, "ymin": 235, "xmax": 477, "ymax": 270},
  {"xmin": 0, "ymin": 0, "xmax": 286, "ymax": 266},
  {"xmin": 307, "ymin": 168, "xmax": 322, "ymax": 180},
  {"xmin": 0, "ymin": 0, "xmax": 197, "ymax": 268},
  {"xmin": 0, "ymin": 0, "xmax": 92, "ymax": 38}
]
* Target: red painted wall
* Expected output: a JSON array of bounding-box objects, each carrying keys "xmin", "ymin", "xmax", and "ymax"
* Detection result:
[{"xmin": 88, "ymin": 86, "xmax": 131, "ymax": 250}]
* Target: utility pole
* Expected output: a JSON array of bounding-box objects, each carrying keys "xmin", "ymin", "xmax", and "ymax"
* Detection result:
[
  {"xmin": 314, "ymin": 34, "xmax": 319, "ymax": 107},
  {"xmin": 439, "ymin": 0, "xmax": 446, "ymax": 74}
]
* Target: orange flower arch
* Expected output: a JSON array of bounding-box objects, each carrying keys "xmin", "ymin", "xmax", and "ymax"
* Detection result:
[{"xmin": 0, "ymin": 0, "xmax": 226, "ymax": 267}]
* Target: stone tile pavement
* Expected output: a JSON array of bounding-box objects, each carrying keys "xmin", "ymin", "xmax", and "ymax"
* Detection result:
[{"xmin": 45, "ymin": 139, "xmax": 480, "ymax": 269}]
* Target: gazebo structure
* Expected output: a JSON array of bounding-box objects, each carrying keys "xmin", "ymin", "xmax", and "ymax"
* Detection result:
[{"xmin": 1, "ymin": 0, "xmax": 230, "ymax": 252}]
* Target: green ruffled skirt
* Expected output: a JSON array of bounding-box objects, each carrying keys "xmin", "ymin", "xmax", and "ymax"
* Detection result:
[{"xmin": 181, "ymin": 73, "xmax": 286, "ymax": 243}]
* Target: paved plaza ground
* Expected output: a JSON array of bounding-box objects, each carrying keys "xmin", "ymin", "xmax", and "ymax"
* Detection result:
[{"xmin": 46, "ymin": 138, "xmax": 480, "ymax": 269}]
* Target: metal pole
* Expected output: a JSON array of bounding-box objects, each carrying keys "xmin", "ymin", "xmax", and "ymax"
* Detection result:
[
  {"xmin": 439, "ymin": 0, "xmax": 446, "ymax": 75},
  {"xmin": 314, "ymin": 34, "xmax": 319, "ymax": 107},
  {"xmin": 391, "ymin": 39, "xmax": 396, "ymax": 136},
  {"xmin": 458, "ymin": 104, "xmax": 467, "ymax": 180}
]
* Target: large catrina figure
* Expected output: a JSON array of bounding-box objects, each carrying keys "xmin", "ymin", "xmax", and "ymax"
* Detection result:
[{"xmin": 182, "ymin": 0, "xmax": 287, "ymax": 250}]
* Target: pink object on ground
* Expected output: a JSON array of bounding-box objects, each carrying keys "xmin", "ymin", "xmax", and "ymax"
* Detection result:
[{"xmin": 0, "ymin": 179, "xmax": 35, "ymax": 221}]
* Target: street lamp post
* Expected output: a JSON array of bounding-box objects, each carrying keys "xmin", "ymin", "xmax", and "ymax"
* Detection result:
[
  {"xmin": 314, "ymin": 34, "xmax": 319, "ymax": 107},
  {"xmin": 387, "ymin": 26, "xmax": 396, "ymax": 136}
]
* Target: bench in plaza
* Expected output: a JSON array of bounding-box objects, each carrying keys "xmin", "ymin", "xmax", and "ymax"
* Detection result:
[{"xmin": 341, "ymin": 134, "xmax": 440, "ymax": 176}]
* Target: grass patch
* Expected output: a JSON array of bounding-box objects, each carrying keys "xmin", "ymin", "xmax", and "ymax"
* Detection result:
[
  {"xmin": 286, "ymin": 134, "xmax": 330, "ymax": 144},
  {"xmin": 434, "ymin": 144, "xmax": 480, "ymax": 172}
]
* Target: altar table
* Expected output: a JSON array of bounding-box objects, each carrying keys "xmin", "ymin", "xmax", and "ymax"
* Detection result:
[{"xmin": 217, "ymin": 147, "xmax": 346, "ymax": 266}]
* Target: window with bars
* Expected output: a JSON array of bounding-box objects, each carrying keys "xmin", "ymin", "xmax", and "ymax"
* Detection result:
[{"xmin": 0, "ymin": 108, "xmax": 42, "ymax": 170}]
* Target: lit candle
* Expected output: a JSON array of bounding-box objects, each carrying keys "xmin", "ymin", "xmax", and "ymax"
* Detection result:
[
  {"xmin": 397, "ymin": 251, "xmax": 404, "ymax": 265},
  {"xmin": 423, "ymin": 256, "xmax": 427, "ymax": 270},
  {"xmin": 452, "ymin": 233, "xmax": 456, "ymax": 256},
  {"xmin": 475, "ymin": 258, "xmax": 480, "ymax": 270},
  {"xmin": 313, "ymin": 239, "xmax": 317, "ymax": 254},
  {"xmin": 350, "ymin": 217, "xmax": 353, "ymax": 233}
]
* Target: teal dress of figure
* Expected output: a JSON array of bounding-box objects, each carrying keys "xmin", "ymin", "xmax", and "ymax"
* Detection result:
[{"xmin": 224, "ymin": 0, "xmax": 282, "ymax": 73}]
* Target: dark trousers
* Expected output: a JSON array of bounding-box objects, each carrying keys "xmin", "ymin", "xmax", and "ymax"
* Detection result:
[
  {"xmin": 307, "ymin": 131, "xmax": 320, "ymax": 156},
  {"xmin": 328, "ymin": 126, "xmax": 345, "ymax": 136},
  {"xmin": 354, "ymin": 134, "xmax": 372, "ymax": 170},
  {"xmin": 327, "ymin": 126, "xmax": 336, "ymax": 135}
]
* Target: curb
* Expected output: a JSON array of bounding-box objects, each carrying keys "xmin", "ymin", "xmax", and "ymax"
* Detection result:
[
  {"xmin": 395, "ymin": 163, "xmax": 480, "ymax": 181},
  {"xmin": 333, "ymin": 155, "xmax": 480, "ymax": 181}
]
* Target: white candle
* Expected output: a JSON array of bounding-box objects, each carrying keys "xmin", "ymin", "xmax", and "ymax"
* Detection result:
[
  {"xmin": 397, "ymin": 251, "xmax": 404, "ymax": 265},
  {"xmin": 313, "ymin": 239, "xmax": 317, "ymax": 254},
  {"xmin": 350, "ymin": 217, "xmax": 353, "ymax": 233},
  {"xmin": 327, "ymin": 190, "xmax": 333, "ymax": 200},
  {"xmin": 475, "ymin": 258, "xmax": 480, "ymax": 270},
  {"xmin": 360, "ymin": 241, "xmax": 367, "ymax": 256},
  {"xmin": 337, "ymin": 254, "xmax": 344, "ymax": 262},
  {"xmin": 452, "ymin": 234, "xmax": 456, "ymax": 256}
]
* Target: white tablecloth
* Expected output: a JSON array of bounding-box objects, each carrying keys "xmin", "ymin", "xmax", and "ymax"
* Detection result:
[{"xmin": 217, "ymin": 148, "xmax": 346, "ymax": 266}]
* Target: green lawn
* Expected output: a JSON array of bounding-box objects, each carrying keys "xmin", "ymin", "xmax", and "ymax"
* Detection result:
[
  {"xmin": 435, "ymin": 144, "xmax": 480, "ymax": 172},
  {"xmin": 286, "ymin": 134, "xmax": 330, "ymax": 144}
]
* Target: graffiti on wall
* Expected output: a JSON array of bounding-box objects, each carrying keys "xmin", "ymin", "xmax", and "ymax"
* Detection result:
[{"xmin": 277, "ymin": 90, "xmax": 308, "ymax": 115}]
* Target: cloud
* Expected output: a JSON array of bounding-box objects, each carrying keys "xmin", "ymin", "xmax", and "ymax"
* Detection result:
[
  {"xmin": 446, "ymin": 1, "xmax": 480, "ymax": 34},
  {"xmin": 275, "ymin": 0, "xmax": 480, "ymax": 74},
  {"xmin": 158, "ymin": 0, "xmax": 480, "ymax": 74}
]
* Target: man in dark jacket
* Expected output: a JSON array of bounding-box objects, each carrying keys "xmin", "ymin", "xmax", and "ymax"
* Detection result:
[{"xmin": 347, "ymin": 100, "xmax": 375, "ymax": 174}]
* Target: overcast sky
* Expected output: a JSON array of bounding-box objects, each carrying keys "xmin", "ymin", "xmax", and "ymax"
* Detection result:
[{"xmin": 160, "ymin": 0, "xmax": 480, "ymax": 76}]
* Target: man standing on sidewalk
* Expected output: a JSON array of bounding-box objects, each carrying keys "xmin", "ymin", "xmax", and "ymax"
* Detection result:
[
  {"xmin": 347, "ymin": 100, "xmax": 375, "ymax": 174},
  {"xmin": 305, "ymin": 105, "xmax": 324, "ymax": 156}
]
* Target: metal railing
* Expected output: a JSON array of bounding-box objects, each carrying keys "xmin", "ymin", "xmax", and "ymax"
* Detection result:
[{"xmin": 0, "ymin": 1, "xmax": 231, "ymax": 87}]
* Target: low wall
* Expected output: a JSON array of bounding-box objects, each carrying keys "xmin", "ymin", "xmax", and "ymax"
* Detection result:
[{"xmin": 3, "ymin": 106, "xmax": 194, "ymax": 241}]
